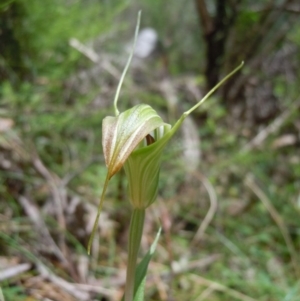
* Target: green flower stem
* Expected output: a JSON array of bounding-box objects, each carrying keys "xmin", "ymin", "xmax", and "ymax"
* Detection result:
[
  {"xmin": 125, "ymin": 208, "xmax": 146, "ymax": 301},
  {"xmin": 113, "ymin": 11, "xmax": 141, "ymax": 116},
  {"xmin": 87, "ymin": 173, "xmax": 110, "ymax": 255},
  {"xmin": 185, "ymin": 61, "xmax": 244, "ymax": 116}
]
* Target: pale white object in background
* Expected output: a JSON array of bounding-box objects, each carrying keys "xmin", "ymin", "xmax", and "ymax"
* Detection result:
[{"xmin": 133, "ymin": 28, "xmax": 158, "ymax": 59}]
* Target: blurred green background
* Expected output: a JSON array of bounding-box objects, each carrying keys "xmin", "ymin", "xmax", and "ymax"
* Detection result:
[{"xmin": 1, "ymin": 0, "xmax": 300, "ymax": 300}]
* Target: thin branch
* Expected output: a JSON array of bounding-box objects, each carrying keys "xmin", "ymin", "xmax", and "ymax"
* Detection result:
[
  {"xmin": 148, "ymin": 257, "xmax": 255, "ymax": 301},
  {"xmin": 192, "ymin": 173, "xmax": 218, "ymax": 243},
  {"xmin": 242, "ymin": 0, "xmax": 294, "ymax": 61},
  {"xmin": 241, "ymin": 107, "xmax": 292, "ymax": 152},
  {"xmin": 194, "ymin": 0, "xmax": 214, "ymax": 35},
  {"xmin": 74, "ymin": 283, "xmax": 117, "ymax": 299},
  {"xmin": 227, "ymin": 22, "xmax": 291, "ymax": 100},
  {"xmin": 245, "ymin": 174, "xmax": 300, "ymax": 279},
  {"xmin": 190, "ymin": 274, "xmax": 257, "ymax": 301},
  {"xmin": 18, "ymin": 195, "xmax": 68, "ymax": 265},
  {"xmin": 0, "ymin": 263, "xmax": 31, "ymax": 282},
  {"xmin": 37, "ymin": 262, "xmax": 91, "ymax": 301},
  {"xmin": 283, "ymin": 8, "xmax": 300, "ymax": 14},
  {"xmin": 69, "ymin": 37, "xmax": 120, "ymax": 79},
  {"xmin": 32, "ymin": 153, "xmax": 66, "ymax": 235}
]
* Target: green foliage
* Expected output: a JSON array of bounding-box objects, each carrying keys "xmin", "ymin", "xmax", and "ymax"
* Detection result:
[
  {"xmin": 2, "ymin": 286, "xmax": 27, "ymax": 301},
  {"xmin": 133, "ymin": 228, "xmax": 161, "ymax": 301},
  {"xmin": 0, "ymin": 0, "xmax": 16, "ymax": 11},
  {"xmin": 1, "ymin": 1, "xmax": 300, "ymax": 301}
]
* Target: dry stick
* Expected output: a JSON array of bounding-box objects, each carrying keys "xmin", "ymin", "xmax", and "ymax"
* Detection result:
[
  {"xmin": 32, "ymin": 154, "xmax": 66, "ymax": 247},
  {"xmin": 76, "ymin": 256, "xmax": 220, "ymax": 301},
  {"xmin": 241, "ymin": 108, "xmax": 292, "ymax": 152},
  {"xmin": 245, "ymin": 174, "xmax": 300, "ymax": 278},
  {"xmin": 37, "ymin": 262, "xmax": 91, "ymax": 301},
  {"xmin": 7, "ymin": 137, "xmax": 67, "ymax": 255},
  {"xmin": 189, "ymin": 274, "xmax": 257, "ymax": 301},
  {"xmin": 31, "ymin": 153, "xmax": 83, "ymax": 281},
  {"xmin": 73, "ymin": 283, "xmax": 117, "ymax": 299},
  {"xmin": 283, "ymin": 8, "xmax": 300, "ymax": 14},
  {"xmin": 192, "ymin": 173, "xmax": 218, "ymax": 244},
  {"xmin": 150, "ymin": 255, "xmax": 254, "ymax": 301},
  {"xmin": 170, "ymin": 254, "xmax": 221, "ymax": 274},
  {"xmin": 197, "ymin": 285, "xmax": 217, "ymax": 301},
  {"xmin": 0, "ymin": 263, "xmax": 31, "ymax": 282},
  {"xmin": 69, "ymin": 37, "xmax": 120, "ymax": 79},
  {"xmin": 18, "ymin": 195, "xmax": 68, "ymax": 265}
]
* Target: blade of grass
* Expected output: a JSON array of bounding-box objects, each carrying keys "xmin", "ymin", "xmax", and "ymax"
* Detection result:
[{"xmin": 245, "ymin": 174, "xmax": 300, "ymax": 278}]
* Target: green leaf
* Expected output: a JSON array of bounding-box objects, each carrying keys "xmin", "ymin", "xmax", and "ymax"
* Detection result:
[
  {"xmin": 134, "ymin": 227, "xmax": 161, "ymax": 300},
  {"xmin": 121, "ymin": 227, "xmax": 162, "ymax": 301}
]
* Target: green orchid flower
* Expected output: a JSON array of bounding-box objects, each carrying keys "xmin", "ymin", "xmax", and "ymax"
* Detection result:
[
  {"xmin": 87, "ymin": 11, "xmax": 243, "ymax": 301},
  {"xmin": 88, "ymin": 60, "xmax": 243, "ymax": 254},
  {"xmin": 87, "ymin": 12, "xmax": 243, "ymax": 254},
  {"xmin": 108, "ymin": 60, "xmax": 243, "ymax": 205}
]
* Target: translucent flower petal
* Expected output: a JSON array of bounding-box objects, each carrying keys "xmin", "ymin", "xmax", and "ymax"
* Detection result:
[{"xmin": 102, "ymin": 104, "xmax": 165, "ymax": 178}]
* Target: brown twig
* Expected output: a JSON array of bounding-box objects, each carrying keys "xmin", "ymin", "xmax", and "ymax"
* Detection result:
[
  {"xmin": 18, "ymin": 195, "xmax": 68, "ymax": 264},
  {"xmin": 36, "ymin": 262, "xmax": 91, "ymax": 301},
  {"xmin": 29, "ymin": 150, "xmax": 83, "ymax": 280},
  {"xmin": 32, "ymin": 153, "xmax": 67, "ymax": 249}
]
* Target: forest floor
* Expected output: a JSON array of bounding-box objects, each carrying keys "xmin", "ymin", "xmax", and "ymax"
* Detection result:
[{"xmin": 1, "ymin": 3, "xmax": 300, "ymax": 300}]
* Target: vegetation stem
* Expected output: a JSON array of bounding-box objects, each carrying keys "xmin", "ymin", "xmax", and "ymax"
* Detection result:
[
  {"xmin": 113, "ymin": 10, "xmax": 141, "ymax": 116},
  {"xmin": 185, "ymin": 61, "xmax": 244, "ymax": 116},
  {"xmin": 124, "ymin": 208, "xmax": 145, "ymax": 301},
  {"xmin": 87, "ymin": 173, "xmax": 110, "ymax": 255}
]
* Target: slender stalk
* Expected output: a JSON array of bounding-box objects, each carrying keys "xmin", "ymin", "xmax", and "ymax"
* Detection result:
[
  {"xmin": 113, "ymin": 11, "xmax": 141, "ymax": 116},
  {"xmin": 184, "ymin": 61, "xmax": 244, "ymax": 116},
  {"xmin": 87, "ymin": 173, "xmax": 110, "ymax": 255},
  {"xmin": 124, "ymin": 208, "xmax": 145, "ymax": 301}
]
